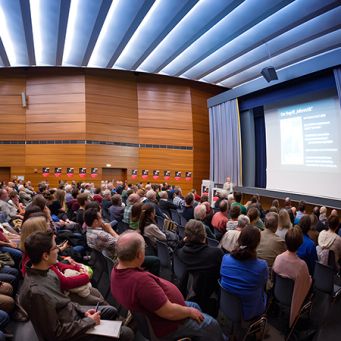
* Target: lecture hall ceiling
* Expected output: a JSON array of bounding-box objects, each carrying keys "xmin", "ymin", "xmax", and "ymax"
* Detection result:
[{"xmin": 0, "ymin": 0, "xmax": 340, "ymax": 89}]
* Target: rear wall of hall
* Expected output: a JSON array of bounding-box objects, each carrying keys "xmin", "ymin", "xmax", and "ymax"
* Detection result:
[{"xmin": 0, "ymin": 68, "xmax": 223, "ymax": 193}]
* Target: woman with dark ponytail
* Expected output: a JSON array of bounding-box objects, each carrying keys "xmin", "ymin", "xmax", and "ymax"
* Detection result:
[
  {"xmin": 220, "ymin": 225, "xmax": 268, "ymax": 321},
  {"xmin": 139, "ymin": 204, "xmax": 167, "ymax": 245}
]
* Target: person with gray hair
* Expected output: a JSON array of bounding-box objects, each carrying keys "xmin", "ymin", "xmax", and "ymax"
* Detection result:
[
  {"xmin": 111, "ymin": 231, "xmax": 226, "ymax": 341},
  {"xmin": 257, "ymin": 212, "xmax": 286, "ymax": 267},
  {"xmin": 158, "ymin": 191, "xmax": 178, "ymax": 218},
  {"xmin": 144, "ymin": 190, "xmax": 164, "ymax": 218},
  {"xmin": 194, "ymin": 205, "xmax": 216, "ymax": 239},
  {"xmin": 219, "ymin": 215, "xmax": 250, "ymax": 253}
]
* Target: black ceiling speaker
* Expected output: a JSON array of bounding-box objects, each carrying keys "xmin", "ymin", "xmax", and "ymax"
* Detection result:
[{"xmin": 261, "ymin": 67, "xmax": 278, "ymax": 82}]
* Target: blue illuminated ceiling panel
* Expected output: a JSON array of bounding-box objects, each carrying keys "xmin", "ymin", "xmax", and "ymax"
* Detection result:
[{"xmin": 0, "ymin": 0, "xmax": 339, "ymax": 89}]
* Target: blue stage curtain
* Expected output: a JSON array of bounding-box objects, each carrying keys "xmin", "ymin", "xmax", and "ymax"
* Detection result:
[{"xmin": 253, "ymin": 107, "xmax": 266, "ymax": 188}]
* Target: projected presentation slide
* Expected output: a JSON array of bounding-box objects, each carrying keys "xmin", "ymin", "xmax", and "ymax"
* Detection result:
[{"xmin": 264, "ymin": 89, "xmax": 341, "ymax": 199}]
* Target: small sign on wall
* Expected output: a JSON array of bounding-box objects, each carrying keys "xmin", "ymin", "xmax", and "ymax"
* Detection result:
[
  {"xmin": 131, "ymin": 169, "xmax": 138, "ymax": 179},
  {"xmin": 79, "ymin": 168, "xmax": 86, "ymax": 178},
  {"xmin": 142, "ymin": 170, "xmax": 149, "ymax": 180},
  {"xmin": 175, "ymin": 171, "xmax": 181, "ymax": 181},
  {"xmin": 164, "ymin": 170, "xmax": 170, "ymax": 181},
  {"xmin": 153, "ymin": 170, "xmax": 160, "ymax": 180},
  {"xmin": 42, "ymin": 167, "xmax": 49, "ymax": 177},
  {"xmin": 67, "ymin": 168, "xmax": 74, "ymax": 177}
]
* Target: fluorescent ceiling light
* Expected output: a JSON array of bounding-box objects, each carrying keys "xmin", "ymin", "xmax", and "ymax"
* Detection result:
[
  {"xmin": 62, "ymin": 0, "xmax": 80, "ymax": 65},
  {"xmin": 0, "ymin": 4, "xmax": 16, "ymax": 65},
  {"xmin": 29, "ymin": 0, "xmax": 43, "ymax": 65},
  {"xmin": 88, "ymin": 0, "xmax": 120, "ymax": 67},
  {"xmin": 113, "ymin": 0, "xmax": 161, "ymax": 68}
]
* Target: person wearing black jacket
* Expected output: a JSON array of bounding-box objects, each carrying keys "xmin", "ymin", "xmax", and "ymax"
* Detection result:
[{"xmin": 175, "ymin": 220, "xmax": 223, "ymax": 317}]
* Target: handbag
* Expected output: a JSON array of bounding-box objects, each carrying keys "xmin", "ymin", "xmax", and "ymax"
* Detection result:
[
  {"xmin": 163, "ymin": 218, "xmax": 178, "ymax": 233},
  {"xmin": 0, "ymin": 252, "xmax": 15, "ymax": 267}
]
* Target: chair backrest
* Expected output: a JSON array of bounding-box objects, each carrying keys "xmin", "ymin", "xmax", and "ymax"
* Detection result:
[
  {"xmin": 219, "ymin": 282, "xmax": 243, "ymax": 323},
  {"xmin": 134, "ymin": 312, "xmax": 162, "ymax": 341},
  {"xmin": 207, "ymin": 237, "xmax": 219, "ymax": 247},
  {"xmin": 313, "ymin": 261, "xmax": 334, "ymax": 295},
  {"xmin": 156, "ymin": 215, "xmax": 165, "ymax": 230},
  {"xmin": 156, "ymin": 240, "xmax": 172, "ymax": 267},
  {"xmin": 173, "ymin": 252, "xmax": 187, "ymax": 281},
  {"xmin": 144, "ymin": 235, "xmax": 157, "ymax": 256},
  {"xmin": 170, "ymin": 209, "xmax": 181, "ymax": 225},
  {"xmin": 178, "ymin": 225, "xmax": 185, "ymax": 239},
  {"xmin": 273, "ymin": 273, "xmax": 294, "ymax": 307},
  {"xmin": 102, "ymin": 252, "xmax": 116, "ymax": 276},
  {"xmin": 180, "ymin": 214, "xmax": 188, "ymax": 227}
]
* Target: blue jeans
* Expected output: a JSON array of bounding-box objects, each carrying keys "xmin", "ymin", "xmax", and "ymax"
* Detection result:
[
  {"xmin": 0, "ymin": 247, "xmax": 23, "ymax": 268},
  {"xmin": 0, "ymin": 266, "xmax": 19, "ymax": 291},
  {"xmin": 164, "ymin": 301, "xmax": 227, "ymax": 341},
  {"xmin": 0, "ymin": 310, "xmax": 9, "ymax": 330}
]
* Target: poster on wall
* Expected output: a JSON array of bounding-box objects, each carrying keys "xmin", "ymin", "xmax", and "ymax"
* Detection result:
[
  {"xmin": 164, "ymin": 170, "xmax": 170, "ymax": 181},
  {"xmin": 131, "ymin": 169, "xmax": 138, "ymax": 179},
  {"xmin": 91, "ymin": 168, "xmax": 98, "ymax": 178},
  {"xmin": 175, "ymin": 171, "xmax": 181, "ymax": 181},
  {"xmin": 66, "ymin": 168, "xmax": 74, "ymax": 177},
  {"xmin": 42, "ymin": 167, "xmax": 49, "ymax": 177},
  {"xmin": 185, "ymin": 172, "xmax": 192, "ymax": 181},
  {"xmin": 54, "ymin": 167, "xmax": 62, "ymax": 177},
  {"xmin": 142, "ymin": 170, "xmax": 149, "ymax": 180},
  {"xmin": 153, "ymin": 170, "xmax": 160, "ymax": 180},
  {"xmin": 79, "ymin": 168, "xmax": 87, "ymax": 178}
]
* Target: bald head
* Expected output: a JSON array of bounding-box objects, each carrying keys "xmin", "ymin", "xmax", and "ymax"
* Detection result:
[{"xmin": 116, "ymin": 232, "xmax": 145, "ymax": 262}]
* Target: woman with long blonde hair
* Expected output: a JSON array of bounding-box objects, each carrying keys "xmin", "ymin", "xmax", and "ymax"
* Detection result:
[{"xmin": 276, "ymin": 209, "xmax": 292, "ymax": 239}]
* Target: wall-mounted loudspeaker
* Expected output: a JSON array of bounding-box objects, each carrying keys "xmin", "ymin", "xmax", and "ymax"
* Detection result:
[
  {"xmin": 21, "ymin": 92, "xmax": 27, "ymax": 108},
  {"xmin": 261, "ymin": 67, "xmax": 278, "ymax": 82}
]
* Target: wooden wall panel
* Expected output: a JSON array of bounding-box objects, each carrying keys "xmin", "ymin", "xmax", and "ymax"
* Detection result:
[
  {"xmin": 26, "ymin": 74, "xmax": 86, "ymax": 140},
  {"xmin": 0, "ymin": 77, "xmax": 26, "ymax": 140},
  {"xmin": 85, "ymin": 75, "xmax": 138, "ymax": 143},
  {"xmin": 137, "ymin": 82, "xmax": 193, "ymax": 146}
]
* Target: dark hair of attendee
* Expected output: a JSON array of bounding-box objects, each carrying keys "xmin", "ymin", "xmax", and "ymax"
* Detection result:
[
  {"xmin": 139, "ymin": 204, "xmax": 156, "ymax": 235},
  {"xmin": 285, "ymin": 226, "xmax": 303, "ymax": 252},
  {"xmin": 230, "ymin": 205, "xmax": 241, "ymax": 219},
  {"xmin": 71, "ymin": 188, "xmax": 79, "ymax": 199},
  {"xmin": 185, "ymin": 193, "xmax": 194, "ymax": 206},
  {"xmin": 200, "ymin": 194, "xmax": 208, "ymax": 203},
  {"xmin": 219, "ymin": 199, "xmax": 228, "ymax": 213},
  {"xmin": 268, "ymin": 206, "xmax": 278, "ymax": 213},
  {"xmin": 23, "ymin": 205, "xmax": 43, "ymax": 222},
  {"xmin": 111, "ymin": 194, "xmax": 122, "ymax": 206},
  {"xmin": 247, "ymin": 207, "xmax": 259, "ymax": 222},
  {"xmin": 77, "ymin": 193, "xmax": 89, "ymax": 206},
  {"xmin": 184, "ymin": 219, "xmax": 206, "ymax": 244},
  {"xmin": 234, "ymin": 191, "xmax": 242, "ymax": 203},
  {"xmin": 25, "ymin": 231, "xmax": 54, "ymax": 264},
  {"xmin": 298, "ymin": 201, "xmax": 305, "ymax": 213},
  {"xmin": 313, "ymin": 206, "xmax": 320, "ymax": 218},
  {"xmin": 298, "ymin": 214, "xmax": 311, "ymax": 234},
  {"xmin": 31, "ymin": 194, "xmax": 47, "ymax": 211},
  {"xmin": 131, "ymin": 202, "xmax": 143, "ymax": 224},
  {"xmin": 85, "ymin": 201, "xmax": 100, "ymax": 211},
  {"xmin": 231, "ymin": 225, "xmax": 260, "ymax": 261},
  {"xmin": 84, "ymin": 208, "xmax": 99, "ymax": 227},
  {"xmin": 94, "ymin": 187, "xmax": 101, "ymax": 195},
  {"xmin": 328, "ymin": 215, "xmax": 340, "ymax": 231}
]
